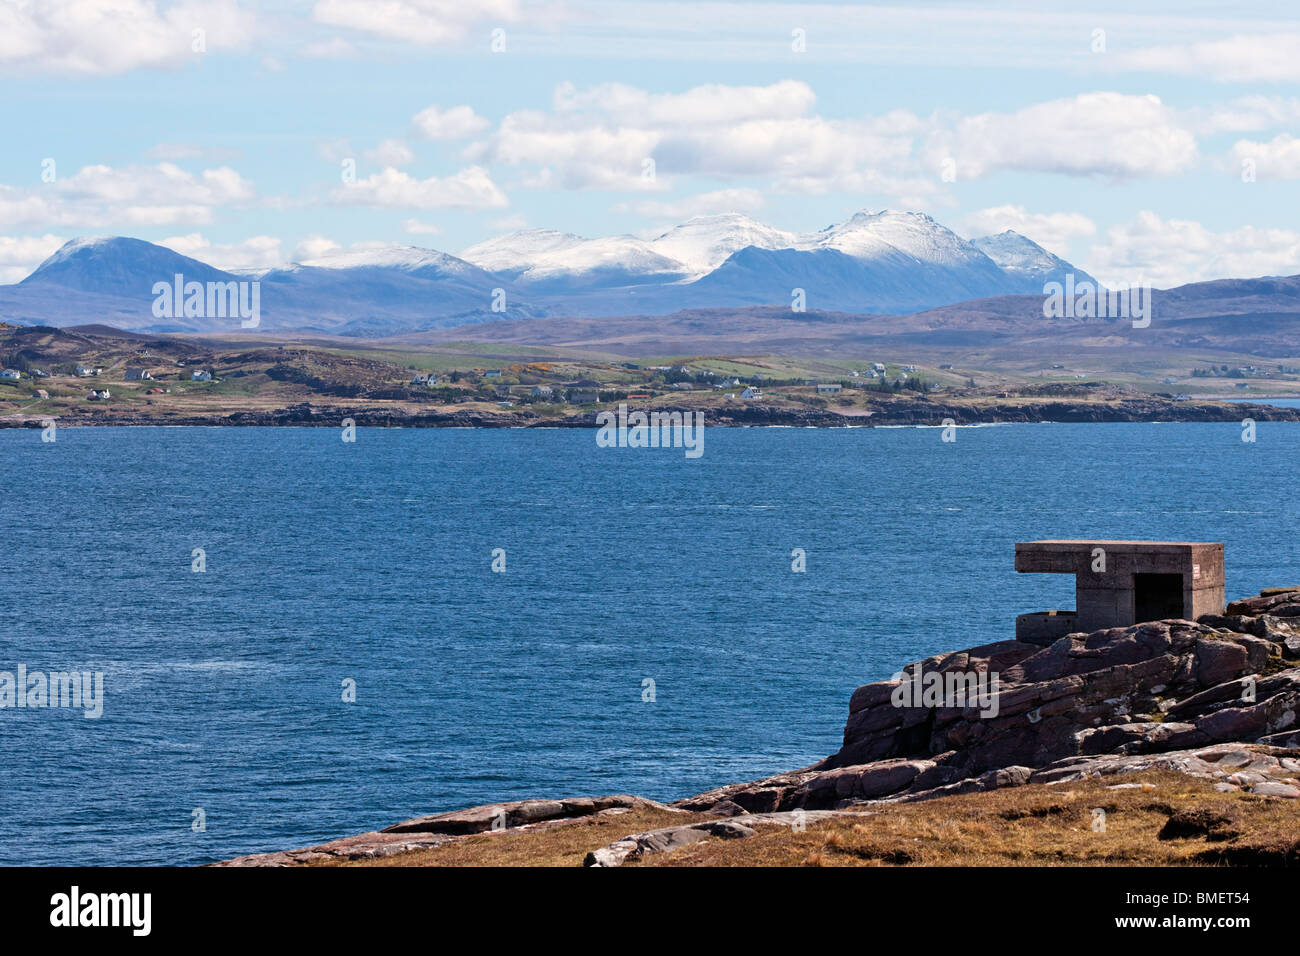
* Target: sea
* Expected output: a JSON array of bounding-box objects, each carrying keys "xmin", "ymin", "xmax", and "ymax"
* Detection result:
[{"xmin": 2, "ymin": 421, "xmax": 1298, "ymax": 865}]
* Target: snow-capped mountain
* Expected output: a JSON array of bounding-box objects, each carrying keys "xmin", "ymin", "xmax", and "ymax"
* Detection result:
[
  {"xmin": 2, "ymin": 210, "xmax": 1105, "ymax": 333},
  {"xmin": 292, "ymin": 244, "xmax": 486, "ymax": 278},
  {"xmin": 457, "ymin": 229, "xmax": 587, "ymax": 277},
  {"xmin": 970, "ymin": 230, "xmax": 1101, "ymax": 290},
  {"xmin": 460, "ymin": 230, "xmax": 687, "ymax": 288},
  {"xmin": 667, "ymin": 209, "xmax": 1043, "ymax": 313},
  {"xmin": 648, "ymin": 213, "xmax": 802, "ymax": 275}
]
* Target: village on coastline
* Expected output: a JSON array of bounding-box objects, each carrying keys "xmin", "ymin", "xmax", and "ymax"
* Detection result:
[{"xmin": 3, "ymin": 321, "xmax": 1298, "ymax": 429}]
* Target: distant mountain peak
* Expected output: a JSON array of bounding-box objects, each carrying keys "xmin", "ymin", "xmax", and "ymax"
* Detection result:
[
  {"xmin": 650, "ymin": 214, "xmax": 799, "ymax": 274},
  {"xmin": 970, "ymin": 231, "xmax": 1100, "ymax": 290},
  {"xmin": 46, "ymin": 236, "xmax": 116, "ymax": 259},
  {"xmin": 296, "ymin": 244, "xmax": 462, "ymax": 272},
  {"xmin": 22, "ymin": 235, "xmax": 236, "ymax": 298}
]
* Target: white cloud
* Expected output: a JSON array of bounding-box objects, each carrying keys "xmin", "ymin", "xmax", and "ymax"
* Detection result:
[
  {"xmin": 1086, "ymin": 211, "xmax": 1300, "ymax": 288},
  {"xmin": 552, "ymin": 79, "xmax": 816, "ymax": 126},
  {"xmin": 1118, "ymin": 33, "xmax": 1300, "ymax": 83},
  {"xmin": 411, "ymin": 104, "xmax": 490, "ymax": 140},
  {"xmin": 330, "ymin": 166, "xmax": 507, "ymax": 210},
  {"xmin": 1186, "ymin": 96, "xmax": 1300, "ymax": 135},
  {"xmin": 61, "ymin": 163, "xmax": 253, "ymax": 205},
  {"xmin": 0, "ymin": 234, "xmax": 66, "ymax": 283},
  {"xmin": 364, "ymin": 139, "xmax": 415, "ymax": 167},
  {"xmin": 293, "ymin": 235, "xmax": 341, "ymax": 260},
  {"xmin": 0, "ymin": 0, "xmax": 256, "ymax": 75},
  {"xmin": 159, "ymin": 232, "xmax": 283, "ymax": 272},
  {"xmin": 474, "ymin": 80, "xmax": 934, "ymax": 197},
  {"xmin": 961, "ymin": 205, "xmax": 1097, "ymax": 252},
  {"xmin": 928, "ymin": 93, "xmax": 1197, "ymax": 181},
  {"xmin": 1227, "ymin": 134, "xmax": 1300, "ymax": 180},
  {"xmin": 0, "ymin": 162, "xmax": 255, "ymax": 229},
  {"xmin": 312, "ymin": 0, "xmax": 519, "ymax": 45},
  {"xmin": 472, "ymin": 82, "xmax": 1203, "ymax": 202}
]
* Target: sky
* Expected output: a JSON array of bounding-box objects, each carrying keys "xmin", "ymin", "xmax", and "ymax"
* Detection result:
[{"xmin": 2, "ymin": 0, "xmax": 1300, "ymax": 287}]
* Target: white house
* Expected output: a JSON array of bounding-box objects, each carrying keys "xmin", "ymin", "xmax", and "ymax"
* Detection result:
[
  {"xmin": 124, "ymin": 368, "xmax": 152, "ymax": 381},
  {"xmin": 191, "ymin": 370, "xmax": 212, "ymax": 381},
  {"xmin": 0, "ymin": 369, "xmax": 20, "ymax": 380},
  {"xmin": 531, "ymin": 385, "xmax": 554, "ymax": 398},
  {"xmin": 75, "ymin": 365, "xmax": 100, "ymax": 377},
  {"xmin": 816, "ymin": 383, "xmax": 842, "ymax": 394},
  {"xmin": 484, "ymin": 369, "xmax": 502, "ymax": 378},
  {"xmin": 741, "ymin": 386, "xmax": 762, "ymax": 399}
]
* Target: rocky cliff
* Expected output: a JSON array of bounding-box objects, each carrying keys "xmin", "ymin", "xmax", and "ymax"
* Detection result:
[{"xmin": 677, "ymin": 588, "xmax": 1300, "ymax": 815}]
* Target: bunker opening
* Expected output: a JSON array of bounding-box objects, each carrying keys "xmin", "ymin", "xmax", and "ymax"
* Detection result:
[{"xmin": 1134, "ymin": 572, "xmax": 1185, "ymax": 623}]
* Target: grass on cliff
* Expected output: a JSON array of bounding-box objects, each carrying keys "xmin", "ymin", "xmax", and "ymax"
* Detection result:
[
  {"xmin": 641, "ymin": 771, "xmax": 1300, "ymax": 867},
  {"xmin": 332, "ymin": 807, "xmax": 712, "ymax": 868},
  {"xmin": 330, "ymin": 771, "xmax": 1300, "ymax": 867}
]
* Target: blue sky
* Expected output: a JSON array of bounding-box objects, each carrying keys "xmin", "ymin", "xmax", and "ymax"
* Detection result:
[{"xmin": 2, "ymin": 0, "xmax": 1300, "ymax": 287}]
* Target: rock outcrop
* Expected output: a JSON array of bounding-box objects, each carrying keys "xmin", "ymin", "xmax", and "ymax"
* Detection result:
[
  {"xmin": 214, "ymin": 795, "xmax": 674, "ymax": 866},
  {"xmin": 676, "ymin": 590, "xmax": 1300, "ymax": 814}
]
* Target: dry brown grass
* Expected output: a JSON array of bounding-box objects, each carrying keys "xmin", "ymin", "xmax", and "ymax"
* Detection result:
[
  {"xmin": 325, "ymin": 807, "xmax": 711, "ymax": 867},
  {"xmin": 322, "ymin": 771, "xmax": 1300, "ymax": 867},
  {"xmin": 638, "ymin": 772, "xmax": 1300, "ymax": 867}
]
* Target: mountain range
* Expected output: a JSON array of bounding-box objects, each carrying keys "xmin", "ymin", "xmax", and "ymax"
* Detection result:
[{"xmin": 0, "ymin": 209, "xmax": 1131, "ymax": 336}]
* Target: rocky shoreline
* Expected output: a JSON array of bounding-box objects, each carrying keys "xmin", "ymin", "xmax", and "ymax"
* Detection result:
[
  {"xmin": 217, "ymin": 585, "xmax": 1300, "ymax": 867},
  {"xmin": 5, "ymin": 397, "xmax": 1300, "ymax": 429}
]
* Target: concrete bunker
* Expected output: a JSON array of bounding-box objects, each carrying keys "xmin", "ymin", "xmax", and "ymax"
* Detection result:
[{"xmin": 1014, "ymin": 540, "xmax": 1225, "ymax": 645}]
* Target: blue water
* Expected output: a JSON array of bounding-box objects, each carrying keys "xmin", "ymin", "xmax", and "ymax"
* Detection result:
[{"xmin": 2, "ymin": 422, "xmax": 1298, "ymax": 866}]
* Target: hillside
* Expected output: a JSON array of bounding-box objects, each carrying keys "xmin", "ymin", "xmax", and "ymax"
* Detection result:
[{"xmin": 5, "ymin": 322, "xmax": 1300, "ymax": 429}]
